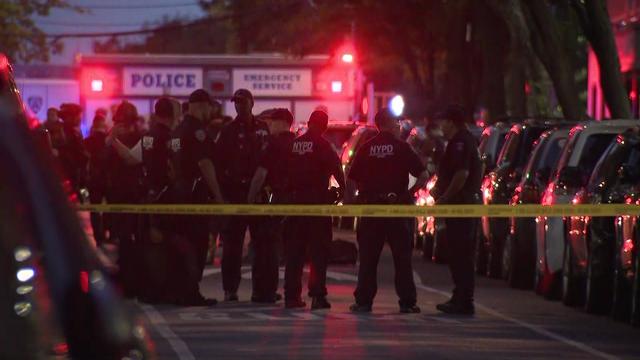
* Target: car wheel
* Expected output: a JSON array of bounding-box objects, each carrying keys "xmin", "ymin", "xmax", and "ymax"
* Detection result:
[
  {"xmin": 562, "ymin": 244, "xmax": 585, "ymax": 307},
  {"xmin": 422, "ymin": 232, "xmax": 434, "ymax": 261},
  {"xmin": 475, "ymin": 228, "xmax": 488, "ymax": 276},
  {"xmin": 611, "ymin": 221, "xmax": 632, "ymax": 322},
  {"xmin": 504, "ymin": 231, "xmax": 533, "ymax": 289},
  {"xmin": 487, "ymin": 221, "xmax": 504, "ymax": 279},
  {"xmin": 584, "ymin": 226, "xmax": 614, "ymax": 314}
]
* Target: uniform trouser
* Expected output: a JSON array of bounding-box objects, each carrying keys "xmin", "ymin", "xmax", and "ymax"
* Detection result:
[
  {"xmin": 285, "ymin": 216, "xmax": 332, "ymax": 300},
  {"xmin": 444, "ymin": 217, "xmax": 479, "ymax": 305},
  {"xmin": 252, "ymin": 216, "xmax": 280, "ymax": 297},
  {"xmin": 88, "ymin": 181, "xmax": 106, "ymax": 246},
  {"xmin": 354, "ymin": 217, "xmax": 417, "ymax": 307},
  {"xmin": 108, "ymin": 191, "xmax": 140, "ymax": 298},
  {"xmin": 221, "ymin": 215, "xmax": 276, "ymax": 295},
  {"xmin": 166, "ymin": 226, "xmax": 201, "ymax": 301}
]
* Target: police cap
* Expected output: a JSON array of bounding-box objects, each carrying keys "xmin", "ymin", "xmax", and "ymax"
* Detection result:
[
  {"xmin": 155, "ymin": 97, "xmax": 174, "ymax": 119},
  {"xmin": 58, "ymin": 103, "xmax": 82, "ymax": 121},
  {"xmin": 271, "ymin": 108, "xmax": 294, "ymax": 126},
  {"xmin": 113, "ymin": 101, "xmax": 138, "ymax": 125},
  {"xmin": 189, "ymin": 89, "xmax": 212, "ymax": 105},
  {"xmin": 231, "ymin": 88, "xmax": 254, "ymax": 103},
  {"xmin": 435, "ymin": 104, "xmax": 467, "ymax": 126}
]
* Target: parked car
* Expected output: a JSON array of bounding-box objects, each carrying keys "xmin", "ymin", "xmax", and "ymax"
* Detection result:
[
  {"xmin": 563, "ymin": 129, "xmax": 640, "ymax": 312},
  {"xmin": 479, "ymin": 120, "xmax": 570, "ymax": 278},
  {"xmin": 613, "ymin": 176, "xmax": 640, "ymax": 326},
  {"xmin": 535, "ymin": 120, "xmax": 639, "ymax": 299},
  {"xmin": 502, "ymin": 128, "xmax": 570, "ymax": 288},
  {"xmin": 0, "ymin": 53, "xmax": 152, "ymax": 359}
]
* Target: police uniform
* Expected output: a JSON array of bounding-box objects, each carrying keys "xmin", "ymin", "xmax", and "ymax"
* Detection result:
[
  {"xmin": 169, "ymin": 114, "xmax": 212, "ymax": 302},
  {"xmin": 84, "ymin": 128, "xmax": 108, "ymax": 246},
  {"xmin": 138, "ymin": 120, "xmax": 172, "ymax": 303},
  {"xmin": 214, "ymin": 115, "xmax": 270, "ymax": 299},
  {"xmin": 106, "ymin": 128, "xmax": 143, "ymax": 298},
  {"xmin": 254, "ymin": 130, "xmax": 296, "ymax": 299},
  {"xmin": 285, "ymin": 130, "xmax": 342, "ymax": 305},
  {"xmin": 348, "ymin": 130, "xmax": 424, "ymax": 310},
  {"xmin": 142, "ymin": 121, "xmax": 172, "ymax": 197},
  {"xmin": 435, "ymin": 127, "xmax": 481, "ymax": 310}
]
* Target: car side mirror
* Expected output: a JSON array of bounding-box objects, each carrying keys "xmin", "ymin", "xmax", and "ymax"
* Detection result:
[{"xmin": 558, "ymin": 166, "xmax": 583, "ymax": 188}]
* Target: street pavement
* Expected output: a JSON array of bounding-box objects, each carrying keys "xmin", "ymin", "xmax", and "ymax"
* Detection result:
[{"xmin": 124, "ymin": 228, "xmax": 639, "ymax": 359}]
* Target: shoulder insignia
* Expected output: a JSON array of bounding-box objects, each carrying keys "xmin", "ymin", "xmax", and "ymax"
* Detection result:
[
  {"xmin": 170, "ymin": 138, "xmax": 181, "ymax": 152},
  {"xmin": 195, "ymin": 129, "xmax": 206, "ymax": 142}
]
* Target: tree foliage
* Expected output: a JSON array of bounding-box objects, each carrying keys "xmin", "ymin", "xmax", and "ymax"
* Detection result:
[
  {"xmin": 0, "ymin": 0, "xmax": 80, "ymax": 62},
  {"xmin": 92, "ymin": 0, "xmax": 628, "ymax": 121}
]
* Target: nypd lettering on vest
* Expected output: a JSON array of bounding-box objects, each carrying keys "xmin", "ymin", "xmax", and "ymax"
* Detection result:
[
  {"xmin": 369, "ymin": 144, "xmax": 394, "ymax": 158},
  {"xmin": 292, "ymin": 141, "xmax": 313, "ymax": 155},
  {"xmin": 124, "ymin": 67, "xmax": 203, "ymax": 96},
  {"xmin": 142, "ymin": 136, "xmax": 154, "ymax": 150}
]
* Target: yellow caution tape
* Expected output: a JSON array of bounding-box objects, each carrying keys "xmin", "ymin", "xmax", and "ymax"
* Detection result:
[{"xmin": 75, "ymin": 203, "xmax": 640, "ymax": 218}]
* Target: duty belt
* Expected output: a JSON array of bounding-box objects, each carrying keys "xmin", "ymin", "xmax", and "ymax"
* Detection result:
[{"xmin": 360, "ymin": 192, "xmax": 409, "ymax": 205}]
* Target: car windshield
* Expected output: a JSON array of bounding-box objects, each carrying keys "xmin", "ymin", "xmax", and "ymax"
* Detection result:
[
  {"xmin": 587, "ymin": 141, "xmax": 623, "ymax": 191},
  {"xmin": 537, "ymin": 136, "xmax": 565, "ymax": 173},
  {"xmin": 496, "ymin": 129, "xmax": 520, "ymax": 168},
  {"xmin": 576, "ymin": 134, "xmax": 616, "ymax": 182},
  {"xmin": 588, "ymin": 139, "xmax": 640, "ymax": 190},
  {"xmin": 516, "ymin": 127, "xmax": 547, "ymax": 167},
  {"xmin": 554, "ymin": 127, "xmax": 583, "ymax": 180}
]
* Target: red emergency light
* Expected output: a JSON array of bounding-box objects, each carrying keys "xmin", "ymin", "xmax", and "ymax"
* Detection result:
[
  {"xmin": 81, "ymin": 67, "xmax": 117, "ymax": 98},
  {"xmin": 341, "ymin": 53, "xmax": 354, "ymax": 64},
  {"xmin": 91, "ymin": 79, "xmax": 104, "ymax": 92}
]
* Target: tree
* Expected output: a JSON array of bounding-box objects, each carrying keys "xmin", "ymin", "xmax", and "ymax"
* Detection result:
[
  {"xmin": 0, "ymin": 0, "xmax": 81, "ymax": 63},
  {"xmin": 572, "ymin": 0, "xmax": 631, "ymax": 119},
  {"xmin": 94, "ymin": 16, "xmax": 230, "ymax": 55}
]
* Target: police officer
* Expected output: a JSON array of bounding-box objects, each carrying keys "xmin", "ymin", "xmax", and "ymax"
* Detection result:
[
  {"xmin": 169, "ymin": 89, "xmax": 222, "ymax": 306},
  {"xmin": 432, "ymin": 104, "xmax": 482, "ymax": 315},
  {"xmin": 84, "ymin": 112, "xmax": 109, "ymax": 247},
  {"xmin": 58, "ymin": 103, "xmax": 88, "ymax": 194},
  {"xmin": 137, "ymin": 97, "xmax": 177, "ymax": 303},
  {"xmin": 105, "ymin": 101, "xmax": 144, "ymax": 299},
  {"xmin": 247, "ymin": 108, "xmax": 296, "ymax": 302},
  {"xmin": 143, "ymin": 97, "xmax": 175, "ymax": 198},
  {"xmin": 348, "ymin": 108, "xmax": 429, "ymax": 313},
  {"xmin": 285, "ymin": 110, "xmax": 345, "ymax": 309},
  {"xmin": 214, "ymin": 89, "xmax": 272, "ymax": 303}
]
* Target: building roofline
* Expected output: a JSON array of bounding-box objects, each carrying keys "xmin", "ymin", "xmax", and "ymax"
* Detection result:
[{"xmin": 76, "ymin": 53, "xmax": 332, "ymax": 67}]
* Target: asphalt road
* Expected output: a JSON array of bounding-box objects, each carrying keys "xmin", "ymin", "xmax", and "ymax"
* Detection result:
[{"xmin": 127, "ymin": 229, "xmax": 639, "ymax": 360}]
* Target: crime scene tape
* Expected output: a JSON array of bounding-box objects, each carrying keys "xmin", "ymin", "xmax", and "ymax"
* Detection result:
[{"xmin": 75, "ymin": 203, "xmax": 640, "ymax": 218}]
